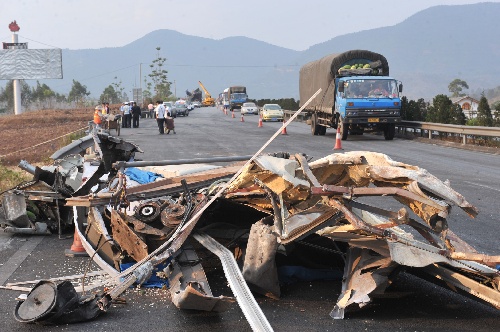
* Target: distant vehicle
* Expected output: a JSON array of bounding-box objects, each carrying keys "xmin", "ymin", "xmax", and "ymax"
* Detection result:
[
  {"xmin": 186, "ymin": 103, "xmax": 194, "ymax": 111},
  {"xmin": 198, "ymin": 81, "xmax": 215, "ymax": 106},
  {"xmin": 240, "ymin": 102, "xmax": 258, "ymax": 115},
  {"xmin": 173, "ymin": 103, "xmax": 189, "ymax": 117},
  {"xmin": 224, "ymin": 86, "xmax": 247, "ymax": 112},
  {"xmin": 192, "ymin": 101, "xmax": 201, "ymax": 108},
  {"xmin": 163, "ymin": 102, "xmax": 175, "ymax": 117},
  {"xmin": 261, "ymin": 104, "xmax": 284, "ymax": 122}
]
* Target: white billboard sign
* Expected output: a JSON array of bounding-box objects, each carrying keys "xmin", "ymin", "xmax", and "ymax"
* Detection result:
[{"xmin": 0, "ymin": 49, "xmax": 63, "ymax": 79}]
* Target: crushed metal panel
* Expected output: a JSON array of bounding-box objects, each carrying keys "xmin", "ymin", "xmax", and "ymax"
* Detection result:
[
  {"xmin": 421, "ymin": 264, "xmax": 500, "ymax": 309},
  {"xmin": 227, "ymin": 155, "xmax": 310, "ymax": 202},
  {"xmin": 167, "ymin": 245, "xmax": 235, "ymax": 312},
  {"xmin": 110, "ymin": 210, "xmax": 149, "ymax": 262},
  {"xmin": 242, "ymin": 220, "xmax": 280, "ymax": 299},
  {"xmin": 279, "ymin": 203, "xmax": 342, "ymax": 244},
  {"xmin": 331, "ymin": 247, "xmax": 397, "ymax": 319},
  {"xmin": 193, "ymin": 232, "xmax": 274, "ymax": 332},
  {"xmin": 1, "ymin": 191, "xmax": 32, "ymax": 228},
  {"xmin": 83, "ymin": 207, "xmax": 121, "ymax": 271}
]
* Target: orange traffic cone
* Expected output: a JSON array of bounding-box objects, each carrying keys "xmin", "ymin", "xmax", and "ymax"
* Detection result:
[
  {"xmin": 258, "ymin": 117, "xmax": 263, "ymax": 127},
  {"xmin": 65, "ymin": 226, "xmax": 89, "ymax": 257},
  {"xmin": 333, "ymin": 125, "xmax": 343, "ymax": 150},
  {"xmin": 241, "ymin": 114, "xmax": 245, "ymax": 122},
  {"xmin": 281, "ymin": 123, "xmax": 288, "ymax": 135},
  {"xmin": 232, "ymin": 111, "xmax": 235, "ymax": 118}
]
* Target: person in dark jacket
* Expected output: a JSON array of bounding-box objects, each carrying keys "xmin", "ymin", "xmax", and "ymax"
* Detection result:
[{"xmin": 131, "ymin": 102, "xmax": 142, "ymax": 128}]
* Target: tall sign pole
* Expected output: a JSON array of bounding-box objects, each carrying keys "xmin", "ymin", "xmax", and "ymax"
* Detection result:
[{"xmin": 9, "ymin": 21, "xmax": 22, "ymax": 114}]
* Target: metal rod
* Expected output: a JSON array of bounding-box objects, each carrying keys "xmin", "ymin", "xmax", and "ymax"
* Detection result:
[{"xmin": 112, "ymin": 155, "xmax": 253, "ymax": 169}]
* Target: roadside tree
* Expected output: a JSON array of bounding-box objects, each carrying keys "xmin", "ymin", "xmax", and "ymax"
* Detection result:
[
  {"xmin": 68, "ymin": 80, "xmax": 90, "ymax": 107},
  {"xmin": 448, "ymin": 79, "xmax": 469, "ymax": 98},
  {"xmin": 401, "ymin": 97, "xmax": 428, "ymax": 121},
  {"xmin": 99, "ymin": 85, "xmax": 121, "ymax": 104},
  {"xmin": 146, "ymin": 47, "xmax": 172, "ymax": 100},
  {"xmin": 493, "ymin": 102, "xmax": 500, "ymax": 127},
  {"xmin": 476, "ymin": 94, "xmax": 493, "ymax": 127}
]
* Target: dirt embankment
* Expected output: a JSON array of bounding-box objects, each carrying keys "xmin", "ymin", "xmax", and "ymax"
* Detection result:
[{"xmin": 0, "ymin": 108, "xmax": 94, "ymax": 165}]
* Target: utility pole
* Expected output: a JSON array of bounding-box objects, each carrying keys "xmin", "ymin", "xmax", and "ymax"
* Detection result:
[{"xmin": 9, "ymin": 22, "xmax": 22, "ymax": 115}]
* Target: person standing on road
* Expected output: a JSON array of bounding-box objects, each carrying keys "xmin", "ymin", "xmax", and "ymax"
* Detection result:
[
  {"xmin": 122, "ymin": 102, "xmax": 131, "ymax": 128},
  {"xmin": 155, "ymin": 100, "xmax": 166, "ymax": 134},
  {"xmin": 147, "ymin": 102, "xmax": 154, "ymax": 118},
  {"xmin": 131, "ymin": 102, "xmax": 141, "ymax": 128}
]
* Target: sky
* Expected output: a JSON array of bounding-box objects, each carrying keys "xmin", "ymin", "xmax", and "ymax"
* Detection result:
[{"xmin": 0, "ymin": 0, "xmax": 497, "ymax": 51}]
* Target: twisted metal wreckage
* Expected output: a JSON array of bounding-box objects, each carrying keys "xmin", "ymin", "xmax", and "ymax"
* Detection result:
[{"xmin": 2, "ymin": 118, "xmax": 500, "ymax": 330}]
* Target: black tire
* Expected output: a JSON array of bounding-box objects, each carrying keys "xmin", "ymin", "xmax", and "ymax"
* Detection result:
[
  {"xmin": 384, "ymin": 124, "xmax": 395, "ymax": 140},
  {"xmin": 311, "ymin": 114, "xmax": 320, "ymax": 135},
  {"xmin": 319, "ymin": 125, "xmax": 327, "ymax": 136},
  {"xmin": 340, "ymin": 121, "xmax": 348, "ymax": 140}
]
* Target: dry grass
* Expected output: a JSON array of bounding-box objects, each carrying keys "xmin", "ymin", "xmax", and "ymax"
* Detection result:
[
  {"xmin": 0, "ymin": 108, "xmax": 94, "ymax": 165},
  {"xmin": 0, "ymin": 108, "xmax": 95, "ymax": 193}
]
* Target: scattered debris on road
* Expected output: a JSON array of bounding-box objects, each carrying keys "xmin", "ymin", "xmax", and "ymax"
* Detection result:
[{"xmin": 2, "ymin": 123, "xmax": 499, "ymax": 330}]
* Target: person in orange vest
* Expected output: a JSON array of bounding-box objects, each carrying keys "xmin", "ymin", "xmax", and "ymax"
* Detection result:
[{"xmin": 93, "ymin": 106, "xmax": 103, "ymax": 128}]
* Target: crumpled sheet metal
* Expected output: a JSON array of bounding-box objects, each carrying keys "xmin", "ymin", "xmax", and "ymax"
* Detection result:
[
  {"xmin": 226, "ymin": 155, "xmax": 310, "ymax": 203},
  {"xmin": 225, "ymin": 151, "xmax": 499, "ymax": 316},
  {"xmin": 308, "ymin": 151, "xmax": 478, "ymax": 225}
]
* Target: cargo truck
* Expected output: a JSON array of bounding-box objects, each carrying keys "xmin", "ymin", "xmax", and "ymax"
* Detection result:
[
  {"xmin": 299, "ymin": 50, "xmax": 402, "ymax": 140},
  {"xmin": 225, "ymin": 86, "xmax": 247, "ymax": 111}
]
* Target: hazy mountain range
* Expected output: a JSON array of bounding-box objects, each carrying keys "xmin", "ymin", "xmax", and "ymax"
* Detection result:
[{"xmin": 43, "ymin": 2, "xmax": 500, "ymax": 101}]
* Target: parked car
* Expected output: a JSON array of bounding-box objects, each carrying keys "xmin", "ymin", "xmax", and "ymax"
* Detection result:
[
  {"xmin": 260, "ymin": 104, "xmax": 284, "ymax": 122},
  {"xmin": 192, "ymin": 101, "xmax": 201, "ymax": 108},
  {"xmin": 187, "ymin": 103, "xmax": 194, "ymax": 111},
  {"xmin": 240, "ymin": 102, "xmax": 258, "ymax": 115},
  {"xmin": 163, "ymin": 102, "xmax": 175, "ymax": 117},
  {"xmin": 173, "ymin": 103, "xmax": 189, "ymax": 117}
]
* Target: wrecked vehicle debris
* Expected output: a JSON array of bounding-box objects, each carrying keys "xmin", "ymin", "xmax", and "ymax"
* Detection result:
[
  {"xmin": 4, "ymin": 100, "xmax": 499, "ymax": 329},
  {"xmin": 0, "ymin": 131, "xmax": 142, "ymax": 235},
  {"xmin": 61, "ymin": 143, "xmax": 500, "ymax": 326},
  {"xmin": 14, "ymin": 280, "xmax": 104, "ymax": 325}
]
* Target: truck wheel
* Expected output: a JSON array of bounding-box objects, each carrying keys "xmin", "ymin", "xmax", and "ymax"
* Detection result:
[
  {"xmin": 319, "ymin": 125, "xmax": 327, "ymax": 135},
  {"xmin": 311, "ymin": 114, "xmax": 320, "ymax": 135},
  {"xmin": 340, "ymin": 121, "xmax": 348, "ymax": 140},
  {"xmin": 384, "ymin": 124, "xmax": 395, "ymax": 140}
]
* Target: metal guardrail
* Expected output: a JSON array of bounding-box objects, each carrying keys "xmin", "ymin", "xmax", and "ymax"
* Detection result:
[{"xmin": 283, "ymin": 111, "xmax": 500, "ymax": 145}]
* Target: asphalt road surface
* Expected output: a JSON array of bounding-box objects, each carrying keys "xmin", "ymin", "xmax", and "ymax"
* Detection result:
[{"xmin": 0, "ymin": 106, "xmax": 499, "ymax": 331}]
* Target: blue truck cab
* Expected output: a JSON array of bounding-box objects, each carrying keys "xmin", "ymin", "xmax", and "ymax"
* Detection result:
[
  {"xmin": 336, "ymin": 76, "xmax": 402, "ymax": 138},
  {"xmin": 300, "ymin": 50, "xmax": 402, "ymax": 140}
]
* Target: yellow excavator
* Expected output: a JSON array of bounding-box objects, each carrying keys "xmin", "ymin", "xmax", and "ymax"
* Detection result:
[{"xmin": 198, "ymin": 81, "xmax": 215, "ymax": 107}]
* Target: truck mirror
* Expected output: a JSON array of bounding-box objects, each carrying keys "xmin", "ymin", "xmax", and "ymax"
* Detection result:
[
  {"xmin": 399, "ymin": 84, "xmax": 403, "ymax": 93},
  {"xmin": 338, "ymin": 83, "xmax": 344, "ymax": 93}
]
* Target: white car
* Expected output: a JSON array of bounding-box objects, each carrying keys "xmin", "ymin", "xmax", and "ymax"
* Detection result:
[
  {"xmin": 163, "ymin": 102, "xmax": 175, "ymax": 117},
  {"xmin": 240, "ymin": 102, "xmax": 258, "ymax": 115},
  {"xmin": 261, "ymin": 104, "xmax": 284, "ymax": 122}
]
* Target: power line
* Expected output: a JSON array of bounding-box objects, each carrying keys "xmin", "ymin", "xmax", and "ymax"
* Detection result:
[{"xmin": 17, "ymin": 35, "xmax": 61, "ymax": 49}]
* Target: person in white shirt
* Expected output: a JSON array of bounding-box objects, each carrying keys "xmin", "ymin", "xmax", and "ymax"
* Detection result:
[
  {"xmin": 155, "ymin": 100, "xmax": 166, "ymax": 134},
  {"xmin": 121, "ymin": 102, "xmax": 132, "ymax": 128}
]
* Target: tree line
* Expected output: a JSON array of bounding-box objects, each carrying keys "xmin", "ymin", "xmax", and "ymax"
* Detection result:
[
  {"xmin": 0, "ymin": 47, "xmax": 173, "ymax": 113},
  {"xmin": 401, "ymin": 79, "xmax": 500, "ymax": 127}
]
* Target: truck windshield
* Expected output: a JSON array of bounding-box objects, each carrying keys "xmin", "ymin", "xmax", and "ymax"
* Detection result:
[
  {"xmin": 344, "ymin": 79, "xmax": 399, "ymax": 98},
  {"xmin": 231, "ymin": 93, "xmax": 247, "ymax": 100}
]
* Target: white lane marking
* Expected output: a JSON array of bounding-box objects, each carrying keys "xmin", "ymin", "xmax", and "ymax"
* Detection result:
[{"xmin": 463, "ymin": 181, "xmax": 500, "ymax": 193}]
